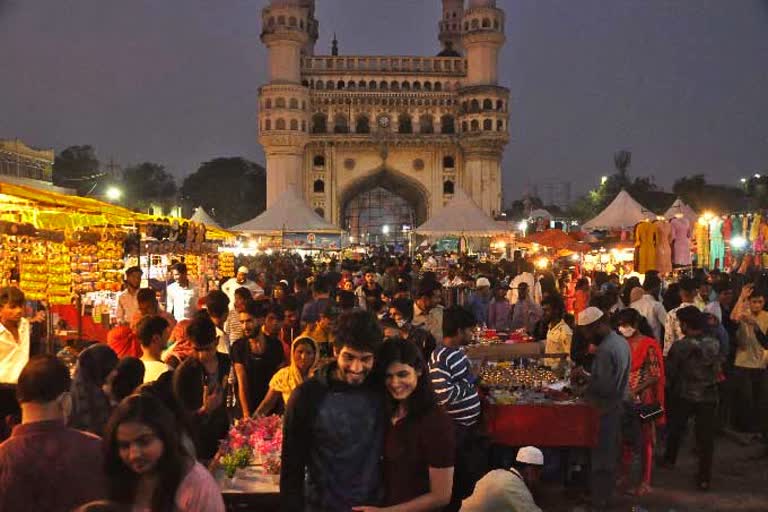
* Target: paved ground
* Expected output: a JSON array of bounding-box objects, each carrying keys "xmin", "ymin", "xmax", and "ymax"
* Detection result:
[{"xmin": 535, "ymin": 434, "xmax": 768, "ymax": 512}]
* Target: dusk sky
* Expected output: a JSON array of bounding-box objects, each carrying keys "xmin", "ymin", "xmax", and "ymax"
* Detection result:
[{"xmin": 2, "ymin": 0, "xmax": 767, "ymax": 205}]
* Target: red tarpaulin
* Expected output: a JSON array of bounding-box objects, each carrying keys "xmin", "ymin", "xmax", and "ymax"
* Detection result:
[
  {"xmin": 52, "ymin": 305, "xmax": 110, "ymax": 343},
  {"xmin": 521, "ymin": 229, "xmax": 590, "ymax": 253},
  {"xmin": 484, "ymin": 402, "xmax": 600, "ymax": 447}
]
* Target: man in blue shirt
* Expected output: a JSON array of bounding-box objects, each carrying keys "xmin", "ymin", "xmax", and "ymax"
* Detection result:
[{"xmin": 468, "ymin": 277, "xmax": 492, "ymax": 327}]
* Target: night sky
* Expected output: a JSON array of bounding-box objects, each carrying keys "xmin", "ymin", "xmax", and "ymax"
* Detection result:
[{"xmin": 1, "ymin": 0, "xmax": 767, "ymax": 204}]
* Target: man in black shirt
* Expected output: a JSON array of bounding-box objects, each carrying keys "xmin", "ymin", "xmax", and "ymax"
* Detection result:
[{"xmin": 230, "ymin": 302, "xmax": 285, "ymax": 418}]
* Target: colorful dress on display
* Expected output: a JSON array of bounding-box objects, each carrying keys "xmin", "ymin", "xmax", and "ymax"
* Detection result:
[
  {"xmin": 750, "ymin": 213, "xmax": 762, "ymax": 243},
  {"xmin": 722, "ymin": 216, "xmax": 733, "ymax": 241},
  {"xmin": 732, "ymin": 215, "xmax": 743, "ymax": 240},
  {"xmin": 654, "ymin": 220, "xmax": 673, "ymax": 275},
  {"xmin": 709, "ymin": 217, "xmax": 725, "ymax": 269},
  {"xmin": 670, "ymin": 217, "xmax": 692, "ymax": 266},
  {"xmin": 694, "ymin": 220, "xmax": 710, "ymax": 269},
  {"xmin": 635, "ymin": 221, "xmax": 657, "ymax": 274}
]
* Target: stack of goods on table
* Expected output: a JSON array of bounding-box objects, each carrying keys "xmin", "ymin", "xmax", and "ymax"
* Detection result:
[
  {"xmin": 219, "ymin": 252, "xmax": 235, "ymax": 278},
  {"xmin": 479, "ymin": 361, "xmax": 575, "ymax": 405}
]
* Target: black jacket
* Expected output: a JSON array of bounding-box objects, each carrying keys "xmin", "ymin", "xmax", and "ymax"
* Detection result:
[{"xmin": 280, "ymin": 362, "xmax": 385, "ymax": 512}]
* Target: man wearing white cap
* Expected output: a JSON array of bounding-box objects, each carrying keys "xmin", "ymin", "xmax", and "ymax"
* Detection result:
[
  {"xmin": 460, "ymin": 446, "xmax": 544, "ymax": 511},
  {"xmin": 468, "ymin": 277, "xmax": 492, "ymax": 326},
  {"xmin": 221, "ymin": 266, "xmax": 263, "ymax": 308},
  {"xmin": 573, "ymin": 306, "xmax": 630, "ymax": 510}
]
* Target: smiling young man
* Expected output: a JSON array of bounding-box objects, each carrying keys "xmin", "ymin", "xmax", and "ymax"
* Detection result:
[{"xmin": 281, "ymin": 309, "xmax": 385, "ymax": 512}]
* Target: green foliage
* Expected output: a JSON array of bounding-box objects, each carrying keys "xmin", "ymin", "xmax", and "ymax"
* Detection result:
[
  {"xmin": 181, "ymin": 157, "xmax": 266, "ymax": 228},
  {"xmin": 672, "ymin": 174, "xmax": 749, "ymax": 212},
  {"xmin": 122, "ymin": 162, "xmax": 178, "ymax": 210},
  {"xmin": 220, "ymin": 447, "xmax": 252, "ymax": 479},
  {"xmin": 53, "ymin": 145, "xmax": 101, "ymax": 195}
]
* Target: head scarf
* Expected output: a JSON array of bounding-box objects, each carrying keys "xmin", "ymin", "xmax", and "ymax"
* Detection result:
[
  {"xmin": 68, "ymin": 343, "xmax": 118, "ymax": 435},
  {"xmin": 286, "ymin": 336, "xmax": 318, "ymax": 391},
  {"xmin": 107, "ymin": 325, "xmax": 142, "ymax": 359},
  {"xmin": 163, "ymin": 319, "xmax": 195, "ymax": 364}
]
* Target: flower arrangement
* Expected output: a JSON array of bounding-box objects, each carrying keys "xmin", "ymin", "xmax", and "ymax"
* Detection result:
[{"xmin": 216, "ymin": 415, "xmax": 284, "ymax": 477}]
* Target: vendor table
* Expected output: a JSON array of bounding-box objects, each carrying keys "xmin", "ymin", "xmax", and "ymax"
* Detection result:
[
  {"xmin": 215, "ymin": 465, "xmax": 280, "ymax": 512},
  {"xmin": 51, "ymin": 304, "xmax": 110, "ymax": 343},
  {"xmin": 484, "ymin": 401, "xmax": 600, "ymax": 447}
]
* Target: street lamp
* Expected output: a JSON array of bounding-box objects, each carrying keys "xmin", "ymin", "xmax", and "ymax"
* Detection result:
[
  {"xmin": 382, "ymin": 224, "xmax": 390, "ymax": 235},
  {"xmin": 755, "ymin": 174, "xmax": 762, "ymax": 179},
  {"xmin": 600, "ymin": 176, "xmax": 608, "ymax": 185},
  {"xmin": 105, "ymin": 186, "xmax": 122, "ymax": 201},
  {"xmin": 740, "ymin": 178, "xmax": 747, "ymax": 183}
]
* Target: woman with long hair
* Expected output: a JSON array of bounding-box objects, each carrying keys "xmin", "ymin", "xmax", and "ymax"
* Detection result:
[
  {"xmin": 254, "ymin": 336, "xmax": 317, "ymax": 417},
  {"xmin": 103, "ymin": 357, "xmax": 145, "ymax": 407},
  {"xmin": 103, "ymin": 394, "xmax": 224, "ymax": 512},
  {"xmin": 616, "ymin": 308, "xmax": 665, "ymax": 496},
  {"xmin": 69, "ymin": 344, "xmax": 119, "ymax": 435},
  {"xmin": 354, "ymin": 339, "xmax": 454, "ymax": 512}
]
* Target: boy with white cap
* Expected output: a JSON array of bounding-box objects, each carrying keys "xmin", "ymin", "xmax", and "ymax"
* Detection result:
[
  {"xmin": 221, "ymin": 266, "xmax": 263, "ymax": 307},
  {"xmin": 460, "ymin": 446, "xmax": 544, "ymax": 512}
]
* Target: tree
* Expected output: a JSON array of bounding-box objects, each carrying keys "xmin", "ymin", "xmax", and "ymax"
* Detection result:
[
  {"xmin": 673, "ymin": 174, "xmax": 748, "ymax": 212},
  {"xmin": 122, "ymin": 162, "xmax": 177, "ymax": 211},
  {"xmin": 181, "ymin": 157, "xmax": 266, "ymax": 227},
  {"xmin": 53, "ymin": 145, "xmax": 101, "ymax": 195}
]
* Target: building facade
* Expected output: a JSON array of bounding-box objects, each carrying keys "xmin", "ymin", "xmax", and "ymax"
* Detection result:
[
  {"xmin": 0, "ymin": 139, "xmax": 54, "ymax": 182},
  {"xmin": 258, "ymin": 0, "xmax": 509, "ymax": 238}
]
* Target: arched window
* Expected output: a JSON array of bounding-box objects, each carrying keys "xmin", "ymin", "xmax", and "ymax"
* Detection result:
[
  {"xmin": 334, "ymin": 113, "xmax": 349, "ymax": 133},
  {"xmin": 312, "ymin": 113, "xmax": 327, "ymax": 133},
  {"xmin": 276, "ymin": 97, "xmax": 286, "ymax": 108},
  {"xmin": 301, "ymin": 100, "xmax": 306, "ymax": 110},
  {"xmin": 413, "ymin": 81, "xmax": 421, "ymax": 91},
  {"xmin": 496, "ymin": 99, "xmax": 504, "ymax": 111},
  {"xmin": 402, "ymin": 81, "xmax": 410, "ymax": 90},
  {"xmin": 347, "ymin": 81, "xmax": 356, "ymax": 89},
  {"xmin": 264, "ymin": 98, "xmax": 272, "ymax": 109},
  {"xmin": 483, "ymin": 119, "xmax": 493, "ymax": 131},
  {"xmin": 276, "ymin": 118, "xmax": 286, "ymax": 130},
  {"xmin": 358, "ymin": 80, "xmax": 366, "ymax": 88},
  {"xmin": 301, "ymin": 120, "xmax": 306, "ymax": 131},
  {"xmin": 380, "ymin": 81, "xmax": 388, "ymax": 90},
  {"xmin": 314, "ymin": 207, "xmax": 325, "ymax": 218},
  {"xmin": 289, "ymin": 98, "xmax": 299, "ymax": 109},
  {"xmin": 443, "ymin": 180, "xmax": 455, "ymax": 195},
  {"xmin": 461, "ymin": 121, "xmax": 468, "ymax": 132},
  {"xmin": 471, "ymin": 18, "xmax": 479, "ymax": 29},
  {"xmin": 497, "ymin": 120, "xmax": 504, "ymax": 131},
  {"xmin": 441, "ymin": 115, "xmax": 455, "ymax": 134},
  {"xmin": 424, "ymin": 81, "xmax": 432, "ymax": 91},
  {"xmin": 464, "ymin": 21, "xmax": 469, "ymax": 31},
  {"xmin": 470, "ymin": 119, "xmax": 480, "ymax": 131},
  {"xmin": 326, "ymin": 80, "xmax": 334, "ymax": 89},
  {"xmin": 434, "ymin": 82, "xmax": 442, "ymax": 92},
  {"xmin": 313, "ymin": 155, "xmax": 325, "ymax": 167},
  {"xmin": 301, "ymin": 80, "xmax": 309, "ymax": 87},
  {"xmin": 268, "ymin": 17, "xmax": 275, "ymax": 27},
  {"xmin": 356, "ymin": 115, "xmax": 370, "ymax": 134},
  {"xmin": 443, "ymin": 155, "xmax": 455, "ymax": 168},
  {"xmin": 482, "ymin": 18, "xmax": 491, "ymax": 28},
  {"xmin": 316, "ymin": 81, "xmax": 324, "ymax": 90},
  {"xmin": 288, "ymin": 16, "xmax": 297, "ymax": 27},
  {"xmin": 264, "ymin": 119, "xmax": 272, "ymax": 131},
  {"xmin": 398, "ymin": 113, "xmax": 413, "ymax": 134},
  {"xmin": 462, "ymin": 101, "xmax": 468, "ymax": 112},
  {"xmin": 419, "ymin": 114, "xmax": 434, "ymax": 134},
  {"xmin": 390, "ymin": 81, "xmax": 400, "ymax": 90},
  {"xmin": 483, "ymin": 98, "xmax": 493, "ymax": 110},
  {"xmin": 369, "ymin": 80, "xmax": 377, "ymax": 89},
  {"xmin": 313, "ymin": 179, "xmax": 325, "ymax": 193},
  {"xmin": 337, "ymin": 80, "xmax": 345, "ymax": 90},
  {"xmin": 290, "ymin": 119, "xmax": 298, "ymax": 130},
  {"xmin": 277, "ymin": 15, "xmax": 286, "ymax": 25},
  {"xmin": 470, "ymin": 99, "xmax": 480, "ymax": 112}
]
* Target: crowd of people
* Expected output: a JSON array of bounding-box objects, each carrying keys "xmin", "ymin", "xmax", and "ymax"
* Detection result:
[{"xmin": 0, "ymin": 250, "xmax": 767, "ymax": 511}]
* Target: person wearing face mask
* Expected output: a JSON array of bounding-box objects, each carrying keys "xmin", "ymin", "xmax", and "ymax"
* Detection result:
[
  {"xmin": 353, "ymin": 339, "xmax": 454, "ymax": 512},
  {"xmin": 0, "ymin": 355, "xmax": 108, "ymax": 511},
  {"xmin": 616, "ymin": 308, "xmax": 665, "ymax": 496},
  {"xmin": 388, "ymin": 298, "xmax": 437, "ymax": 361}
]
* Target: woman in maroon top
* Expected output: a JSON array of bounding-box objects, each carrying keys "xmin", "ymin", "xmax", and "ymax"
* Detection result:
[{"xmin": 354, "ymin": 339, "xmax": 455, "ymax": 512}]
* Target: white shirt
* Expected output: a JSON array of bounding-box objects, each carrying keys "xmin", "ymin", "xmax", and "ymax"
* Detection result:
[
  {"xmin": 220, "ymin": 278, "xmax": 263, "ymax": 309},
  {"xmin": 543, "ymin": 319, "xmax": 573, "ymax": 369},
  {"xmin": 116, "ymin": 288, "xmax": 139, "ymax": 324},
  {"xmin": 663, "ymin": 301, "xmax": 695, "ymax": 357},
  {"xmin": 166, "ymin": 281, "xmax": 199, "ymax": 322},
  {"xmin": 413, "ymin": 303, "xmax": 443, "ymax": 343},
  {"xmin": 441, "ymin": 276, "xmax": 464, "ymax": 287},
  {"xmin": 507, "ymin": 273, "xmax": 542, "ymax": 305},
  {"xmin": 630, "ymin": 294, "xmax": 667, "ymax": 341},
  {"xmin": 216, "ymin": 326, "xmax": 231, "ymax": 355},
  {"xmin": 0, "ymin": 318, "xmax": 30, "ymax": 384},
  {"xmin": 704, "ymin": 301, "xmax": 723, "ymax": 322},
  {"xmin": 461, "ymin": 468, "xmax": 542, "ymax": 512},
  {"xmin": 142, "ymin": 360, "xmax": 172, "ymax": 384}
]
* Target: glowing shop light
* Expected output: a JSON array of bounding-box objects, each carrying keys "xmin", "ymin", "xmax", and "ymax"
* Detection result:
[
  {"xmin": 105, "ymin": 187, "xmax": 122, "ymax": 201},
  {"xmin": 731, "ymin": 236, "xmax": 747, "ymax": 249}
]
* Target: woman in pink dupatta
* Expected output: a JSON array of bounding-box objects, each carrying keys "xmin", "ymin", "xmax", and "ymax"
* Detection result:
[{"xmin": 617, "ymin": 308, "xmax": 665, "ymax": 496}]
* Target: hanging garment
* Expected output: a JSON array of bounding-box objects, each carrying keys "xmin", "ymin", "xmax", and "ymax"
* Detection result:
[
  {"xmin": 754, "ymin": 219, "xmax": 765, "ymax": 253},
  {"xmin": 732, "ymin": 215, "xmax": 743, "ymax": 240},
  {"xmin": 670, "ymin": 217, "xmax": 692, "ymax": 266},
  {"xmin": 750, "ymin": 213, "xmax": 762, "ymax": 242},
  {"xmin": 709, "ymin": 217, "xmax": 725, "ymax": 269},
  {"xmin": 694, "ymin": 220, "xmax": 710, "ymax": 268},
  {"xmin": 744, "ymin": 215, "xmax": 752, "ymax": 239},
  {"xmin": 635, "ymin": 220, "xmax": 657, "ymax": 274},
  {"xmin": 761, "ymin": 221, "xmax": 768, "ymax": 251},
  {"xmin": 722, "ymin": 216, "xmax": 733, "ymax": 241},
  {"xmin": 724, "ymin": 247, "xmax": 733, "ymax": 270},
  {"xmin": 654, "ymin": 220, "xmax": 673, "ymax": 275}
]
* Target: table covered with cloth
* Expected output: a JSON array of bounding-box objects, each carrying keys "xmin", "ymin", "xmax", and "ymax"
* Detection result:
[
  {"xmin": 215, "ymin": 465, "xmax": 280, "ymax": 512},
  {"xmin": 484, "ymin": 401, "xmax": 600, "ymax": 447}
]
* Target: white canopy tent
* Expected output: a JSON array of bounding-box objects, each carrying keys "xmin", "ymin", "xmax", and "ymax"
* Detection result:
[
  {"xmin": 664, "ymin": 197, "xmax": 698, "ymax": 224},
  {"xmin": 415, "ymin": 188, "xmax": 507, "ymax": 237},
  {"xmin": 230, "ymin": 186, "xmax": 343, "ymax": 235},
  {"xmin": 582, "ymin": 190, "xmax": 654, "ymax": 231},
  {"xmin": 189, "ymin": 206, "xmax": 222, "ymax": 229}
]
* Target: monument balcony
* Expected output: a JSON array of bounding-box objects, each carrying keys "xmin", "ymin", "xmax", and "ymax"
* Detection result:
[{"xmin": 301, "ymin": 55, "xmax": 467, "ymax": 76}]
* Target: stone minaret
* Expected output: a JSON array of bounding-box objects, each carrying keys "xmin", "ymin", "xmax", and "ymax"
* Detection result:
[
  {"xmin": 458, "ymin": 0, "xmax": 508, "ymax": 215},
  {"xmin": 438, "ymin": 0, "xmax": 464, "ymax": 56},
  {"xmin": 259, "ymin": 0, "xmax": 316, "ymax": 207}
]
